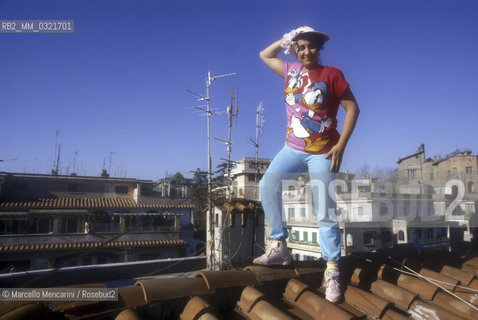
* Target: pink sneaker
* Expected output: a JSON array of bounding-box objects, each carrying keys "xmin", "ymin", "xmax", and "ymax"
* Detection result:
[
  {"xmin": 324, "ymin": 269, "xmax": 341, "ymax": 303},
  {"xmin": 253, "ymin": 240, "xmax": 291, "ymax": 265}
]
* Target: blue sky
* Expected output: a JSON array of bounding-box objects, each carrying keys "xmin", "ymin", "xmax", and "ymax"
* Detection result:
[{"xmin": 1, "ymin": 0, "xmax": 477, "ymax": 180}]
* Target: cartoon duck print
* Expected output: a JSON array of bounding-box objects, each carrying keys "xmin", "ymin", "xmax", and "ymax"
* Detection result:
[
  {"xmin": 301, "ymin": 81, "xmax": 328, "ymax": 111},
  {"xmin": 284, "ymin": 69, "xmax": 310, "ymax": 106},
  {"xmin": 286, "ymin": 80, "xmax": 332, "ymax": 152}
]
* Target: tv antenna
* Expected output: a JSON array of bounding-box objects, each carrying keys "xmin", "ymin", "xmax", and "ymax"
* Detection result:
[
  {"xmin": 249, "ymin": 102, "xmax": 264, "ymax": 259},
  {"xmin": 249, "ymin": 102, "xmax": 265, "ymax": 199},
  {"xmin": 214, "ymin": 88, "xmax": 239, "ymax": 200},
  {"xmin": 51, "ymin": 129, "xmax": 61, "ymax": 175},
  {"xmin": 72, "ymin": 151, "xmax": 79, "ymax": 175},
  {"xmin": 187, "ymin": 70, "xmax": 236, "ymax": 270}
]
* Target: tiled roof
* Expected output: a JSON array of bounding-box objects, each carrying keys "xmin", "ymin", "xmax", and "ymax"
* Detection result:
[
  {"xmin": 1, "ymin": 246, "xmax": 478, "ymax": 319},
  {"xmin": 0, "ymin": 239, "xmax": 186, "ymax": 252},
  {"xmin": 0, "ymin": 197, "xmax": 195, "ymax": 210}
]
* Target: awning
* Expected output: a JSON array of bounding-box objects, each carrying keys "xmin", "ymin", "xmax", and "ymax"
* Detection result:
[
  {"xmin": 112, "ymin": 212, "xmax": 183, "ymax": 216},
  {"xmin": 28, "ymin": 209, "xmax": 89, "ymax": 215},
  {"xmin": 0, "ymin": 211, "xmax": 27, "ymax": 217}
]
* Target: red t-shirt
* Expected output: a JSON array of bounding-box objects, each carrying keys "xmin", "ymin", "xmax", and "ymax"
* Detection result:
[{"xmin": 283, "ymin": 61, "xmax": 349, "ymax": 154}]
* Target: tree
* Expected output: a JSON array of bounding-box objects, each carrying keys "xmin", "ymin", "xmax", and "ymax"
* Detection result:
[
  {"xmin": 171, "ymin": 172, "xmax": 185, "ymax": 184},
  {"xmin": 191, "ymin": 168, "xmax": 208, "ymax": 238},
  {"xmin": 212, "ymin": 161, "xmax": 230, "ymax": 200}
]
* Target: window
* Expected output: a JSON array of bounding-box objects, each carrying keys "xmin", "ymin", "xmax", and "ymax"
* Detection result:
[
  {"xmin": 300, "ymin": 208, "xmax": 306, "ymax": 217},
  {"xmin": 381, "ymin": 230, "xmax": 392, "ymax": 243},
  {"xmin": 346, "ymin": 234, "xmax": 353, "ymax": 246},
  {"xmin": 425, "ymin": 228, "xmax": 434, "ymax": 240},
  {"xmin": 363, "ymin": 231, "xmax": 374, "ymax": 246},
  {"xmin": 37, "ymin": 217, "xmax": 52, "ymax": 233},
  {"xmin": 312, "ymin": 232, "xmax": 317, "ymax": 244},
  {"xmin": 288, "ymin": 208, "xmax": 295, "ymax": 220},
  {"xmin": 468, "ymin": 182, "xmax": 475, "ymax": 193},
  {"xmin": 115, "ymin": 186, "xmax": 129, "ymax": 194},
  {"xmin": 402, "ymin": 205, "xmax": 410, "ymax": 216},
  {"xmin": 353, "ymin": 207, "xmax": 363, "ymax": 217},
  {"xmin": 0, "ymin": 220, "xmax": 25, "ymax": 234},
  {"xmin": 61, "ymin": 217, "xmax": 78, "ymax": 233},
  {"xmin": 303, "ymin": 231, "xmax": 308, "ymax": 242},
  {"xmin": 466, "ymin": 167, "xmax": 473, "ymax": 174},
  {"xmin": 453, "ymin": 167, "xmax": 457, "ymax": 176},
  {"xmin": 398, "ymin": 230, "xmax": 405, "ymax": 241},
  {"xmin": 379, "ymin": 203, "xmax": 387, "ymax": 216},
  {"xmin": 408, "ymin": 169, "xmax": 417, "ymax": 179},
  {"xmin": 415, "ymin": 229, "xmax": 422, "ymax": 240},
  {"xmin": 293, "ymin": 231, "xmax": 300, "ymax": 241}
]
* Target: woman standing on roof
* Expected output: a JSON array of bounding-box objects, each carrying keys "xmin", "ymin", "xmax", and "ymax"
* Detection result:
[{"xmin": 253, "ymin": 26, "xmax": 360, "ymax": 303}]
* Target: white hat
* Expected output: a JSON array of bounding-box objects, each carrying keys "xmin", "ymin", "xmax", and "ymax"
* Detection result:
[{"xmin": 292, "ymin": 26, "xmax": 330, "ymax": 42}]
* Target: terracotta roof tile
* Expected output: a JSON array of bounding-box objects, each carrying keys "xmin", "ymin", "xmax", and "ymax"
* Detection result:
[
  {"xmin": 343, "ymin": 285, "xmax": 391, "ymax": 319},
  {"xmin": 179, "ymin": 296, "xmax": 218, "ymax": 320},
  {"xmin": 396, "ymin": 272, "xmax": 439, "ymax": 300},
  {"xmin": 236, "ymin": 285, "xmax": 264, "ymax": 314},
  {"xmin": 284, "ymin": 279, "xmax": 355, "ymax": 320},
  {"xmin": 420, "ymin": 268, "xmax": 460, "ymax": 291},
  {"xmin": 461, "ymin": 265, "xmax": 478, "ymax": 277},
  {"xmin": 432, "ymin": 291, "xmax": 477, "ymax": 319},
  {"xmin": 0, "ymin": 197, "xmax": 195, "ymax": 210},
  {"xmin": 0, "ymin": 239, "xmax": 187, "ymax": 252},
  {"xmin": 464, "ymin": 257, "xmax": 478, "ymax": 267},
  {"xmin": 441, "ymin": 265, "xmax": 476, "ymax": 286},
  {"xmin": 2, "ymin": 247, "xmax": 478, "ymax": 319},
  {"xmin": 409, "ymin": 299, "xmax": 465, "ymax": 320},
  {"xmin": 195, "ymin": 270, "xmax": 259, "ymax": 290},
  {"xmin": 114, "ymin": 309, "xmax": 142, "ymax": 320},
  {"xmin": 238, "ymin": 287, "xmax": 293, "ymax": 320},
  {"xmin": 370, "ymin": 278, "xmax": 417, "ymax": 310},
  {"xmin": 381, "ymin": 309, "xmax": 409, "ymax": 320},
  {"xmin": 244, "ymin": 264, "xmax": 299, "ymax": 282},
  {"xmin": 135, "ymin": 278, "xmax": 211, "ymax": 302}
]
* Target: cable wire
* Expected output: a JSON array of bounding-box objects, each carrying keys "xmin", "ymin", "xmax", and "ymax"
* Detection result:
[{"xmin": 350, "ymin": 251, "xmax": 478, "ymax": 312}]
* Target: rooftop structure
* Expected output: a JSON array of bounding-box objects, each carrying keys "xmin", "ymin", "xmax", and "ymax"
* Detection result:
[
  {"xmin": 1, "ymin": 245, "xmax": 478, "ymax": 319},
  {"xmin": 0, "ymin": 171, "xmax": 201, "ymax": 272}
]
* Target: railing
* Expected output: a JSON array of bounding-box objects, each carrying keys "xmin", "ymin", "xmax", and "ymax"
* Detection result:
[
  {"xmin": 288, "ymin": 238, "xmax": 319, "ymax": 247},
  {"xmin": 90, "ymin": 223, "xmax": 177, "ymax": 233}
]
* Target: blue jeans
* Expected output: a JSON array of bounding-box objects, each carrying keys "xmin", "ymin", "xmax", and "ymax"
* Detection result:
[{"xmin": 260, "ymin": 145, "xmax": 341, "ymax": 261}]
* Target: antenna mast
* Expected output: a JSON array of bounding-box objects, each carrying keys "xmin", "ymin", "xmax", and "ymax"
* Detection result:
[
  {"xmin": 249, "ymin": 102, "xmax": 265, "ymax": 200},
  {"xmin": 187, "ymin": 70, "xmax": 236, "ymax": 270},
  {"xmin": 215, "ymin": 88, "xmax": 238, "ymax": 200},
  {"xmin": 51, "ymin": 129, "xmax": 61, "ymax": 175},
  {"xmin": 249, "ymin": 102, "xmax": 264, "ymax": 259}
]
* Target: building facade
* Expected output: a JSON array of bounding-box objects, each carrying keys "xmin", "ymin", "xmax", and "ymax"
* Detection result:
[
  {"xmin": 230, "ymin": 158, "xmax": 272, "ymax": 201},
  {"xmin": 0, "ymin": 172, "xmax": 200, "ymax": 272}
]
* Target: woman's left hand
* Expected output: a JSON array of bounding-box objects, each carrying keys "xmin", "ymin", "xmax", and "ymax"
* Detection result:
[
  {"xmin": 325, "ymin": 87, "xmax": 360, "ymax": 173},
  {"xmin": 325, "ymin": 143, "xmax": 345, "ymax": 172}
]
